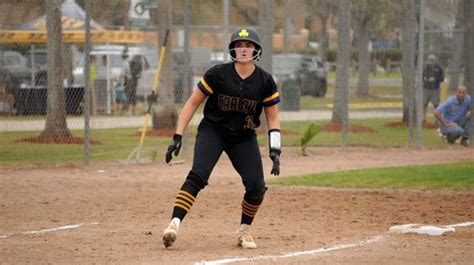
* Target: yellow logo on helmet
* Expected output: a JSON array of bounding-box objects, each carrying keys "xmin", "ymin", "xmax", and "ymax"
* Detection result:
[{"xmin": 239, "ymin": 29, "xmax": 249, "ymax": 38}]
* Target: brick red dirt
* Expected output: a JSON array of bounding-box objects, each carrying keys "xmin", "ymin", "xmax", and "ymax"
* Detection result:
[{"xmin": 1, "ymin": 146, "xmax": 473, "ymax": 264}]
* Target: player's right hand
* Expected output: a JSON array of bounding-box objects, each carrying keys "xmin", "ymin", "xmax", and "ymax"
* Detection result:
[{"xmin": 165, "ymin": 134, "xmax": 182, "ymax": 163}]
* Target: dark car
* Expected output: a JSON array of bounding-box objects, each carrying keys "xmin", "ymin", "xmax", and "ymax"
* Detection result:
[
  {"xmin": 0, "ymin": 51, "xmax": 30, "ymax": 88},
  {"xmin": 0, "ymin": 50, "xmax": 48, "ymax": 88},
  {"xmin": 272, "ymin": 53, "xmax": 327, "ymax": 97}
]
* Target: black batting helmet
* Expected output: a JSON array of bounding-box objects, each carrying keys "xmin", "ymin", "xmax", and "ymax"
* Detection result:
[{"xmin": 228, "ymin": 27, "xmax": 262, "ymax": 61}]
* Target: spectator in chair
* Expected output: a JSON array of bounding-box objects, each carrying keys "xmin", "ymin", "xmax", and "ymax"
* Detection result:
[{"xmin": 433, "ymin": 85, "xmax": 471, "ymax": 147}]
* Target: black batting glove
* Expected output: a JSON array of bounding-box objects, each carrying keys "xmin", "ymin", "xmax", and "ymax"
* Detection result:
[
  {"xmin": 268, "ymin": 129, "xmax": 281, "ymax": 176},
  {"xmin": 269, "ymin": 150, "xmax": 281, "ymax": 176},
  {"xmin": 165, "ymin": 134, "xmax": 182, "ymax": 163}
]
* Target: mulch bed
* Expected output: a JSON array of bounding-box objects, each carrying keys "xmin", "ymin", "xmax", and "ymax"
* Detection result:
[
  {"xmin": 134, "ymin": 128, "xmax": 300, "ymax": 138},
  {"xmin": 385, "ymin": 121, "xmax": 438, "ymax": 129},
  {"xmin": 134, "ymin": 128, "xmax": 176, "ymax": 137},
  {"xmin": 16, "ymin": 136, "xmax": 103, "ymax": 145},
  {"xmin": 320, "ymin": 122, "xmax": 376, "ymax": 133}
]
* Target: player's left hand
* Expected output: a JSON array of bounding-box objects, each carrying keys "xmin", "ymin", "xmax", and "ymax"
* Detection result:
[{"xmin": 269, "ymin": 151, "xmax": 280, "ymax": 176}]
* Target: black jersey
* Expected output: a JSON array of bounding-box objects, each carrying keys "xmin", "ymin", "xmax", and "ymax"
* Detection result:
[{"xmin": 197, "ymin": 62, "xmax": 280, "ymax": 133}]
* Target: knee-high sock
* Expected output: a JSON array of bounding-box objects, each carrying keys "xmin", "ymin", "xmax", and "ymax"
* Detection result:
[
  {"xmin": 241, "ymin": 195, "xmax": 264, "ymax": 225},
  {"xmin": 171, "ymin": 181, "xmax": 200, "ymax": 221}
]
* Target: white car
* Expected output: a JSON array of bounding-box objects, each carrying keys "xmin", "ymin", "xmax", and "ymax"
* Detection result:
[{"xmin": 73, "ymin": 45, "xmax": 156, "ymax": 93}]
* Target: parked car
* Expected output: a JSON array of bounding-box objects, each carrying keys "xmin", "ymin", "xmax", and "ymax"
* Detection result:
[
  {"xmin": 1, "ymin": 51, "xmax": 29, "ymax": 88},
  {"xmin": 1, "ymin": 50, "xmax": 48, "ymax": 89},
  {"xmin": 272, "ymin": 53, "xmax": 327, "ymax": 97}
]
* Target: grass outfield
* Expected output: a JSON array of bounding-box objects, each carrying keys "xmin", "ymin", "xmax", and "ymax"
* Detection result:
[
  {"xmin": 268, "ymin": 162, "xmax": 474, "ymax": 190},
  {"xmin": 0, "ymin": 118, "xmax": 454, "ymax": 165}
]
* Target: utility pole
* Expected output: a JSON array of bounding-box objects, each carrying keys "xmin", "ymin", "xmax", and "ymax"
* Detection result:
[
  {"xmin": 223, "ymin": 0, "xmax": 229, "ymax": 62},
  {"xmin": 415, "ymin": 0, "xmax": 425, "ymax": 149}
]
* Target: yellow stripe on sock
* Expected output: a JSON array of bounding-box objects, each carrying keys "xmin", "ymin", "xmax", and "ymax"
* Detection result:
[
  {"xmin": 242, "ymin": 200, "xmax": 260, "ymax": 210},
  {"xmin": 177, "ymin": 194, "xmax": 194, "ymax": 205},
  {"xmin": 175, "ymin": 198, "xmax": 192, "ymax": 210},
  {"xmin": 241, "ymin": 207, "xmax": 256, "ymax": 217},
  {"xmin": 175, "ymin": 203, "xmax": 191, "ymax": 212},
  {"xmin": 178, "ymin": 190, "xmax": 196, "ymax": 203},
  {"xmin": 242, "ymin": 205, "xmax": 257, "ymax": 216}
]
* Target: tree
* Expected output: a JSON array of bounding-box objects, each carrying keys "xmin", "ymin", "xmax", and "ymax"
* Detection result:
[
  {"xmin": 464, "ymin": 0, "xmax": 474, "ymax": 142},
  {"xmin": 306, "ymin": 0, "xmax": 338, "ymax": 63},
  {"xmin": 152, "ymin": 0, "xmax": 178, "ymax": 129},
  {"xmin": 332, "ymin": 0, "xmax": 351, "ymax": 146},
  {"xmin": 464, "ymin": 0, "xmax": 474, "ymax": 94},
  {"xmin": 352, "ymin": 0, "xmax": 382, "ymax": 97},
  {"xmin": 283, "ymin": 0, "xmax": 296, "ymax": 52},
  {"xmin": 400, "ymin": 0, "xmax": 417, "ymax": 142},
  {"xmin": 259, "ymin": 0, "xmax": 273, "ymax": 73},
  {"xmin": 41, "ymin": 0, "xmax": 71, "ymax": 138},
  {"xmin": 448, "ymin": 0, "xmax": 464, "ymax": 93}
]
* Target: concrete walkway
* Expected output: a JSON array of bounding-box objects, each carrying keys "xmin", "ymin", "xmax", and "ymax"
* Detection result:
[{"xmin": 0, "ymin": 110, "xmax": 402, "ymax": 132}]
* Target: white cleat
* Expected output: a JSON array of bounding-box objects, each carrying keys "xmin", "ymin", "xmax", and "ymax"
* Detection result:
[
  {"xmin": 237, "ymin": 227, "xmax": 257, "ymax": 249},
  {"xmin": 162, "ymin": 222, "xmax": 178, "ymax": 248}
]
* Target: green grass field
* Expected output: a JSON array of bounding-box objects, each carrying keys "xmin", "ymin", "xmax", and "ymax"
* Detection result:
[
  {"xmin": 269, "ymin": 162, "xmax": 474, "ymax": 190},
  {"xmin": 278, "ymin": 118, "xmax": 446, "ymax": 148},
  {"xmin": 0, "ymin": 127, "xmax": 174, "ymax": 165},
  {"xmin": 0, "ymin": 118, "xmax": 451, "ymax": 166}
]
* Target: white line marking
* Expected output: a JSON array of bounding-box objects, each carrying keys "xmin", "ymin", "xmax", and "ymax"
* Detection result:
[
  {"xmin": 195, "ymin": 235, "xmax": 385, "ymax": 265},
  {"xmin": 445, "ymin": 221, "xmax": 474, "ymax": 228},
  {"xmin": 0, "ymin": 222, "xmax": 98, "ymax": 239},
  {"xmin": 196, "ymin": 221, "xmax": 474, "ymax": 265}
]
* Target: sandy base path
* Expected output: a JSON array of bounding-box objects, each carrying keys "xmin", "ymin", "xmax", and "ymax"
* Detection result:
[{"xmin": 1, "ymin": 146, "xmax": 473, "ymax": 264}]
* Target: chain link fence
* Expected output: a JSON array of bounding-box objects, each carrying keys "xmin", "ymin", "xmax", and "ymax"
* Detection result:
[{"xmin": 0, "ymin": 0, "xmax": 470, "ymax": 165}]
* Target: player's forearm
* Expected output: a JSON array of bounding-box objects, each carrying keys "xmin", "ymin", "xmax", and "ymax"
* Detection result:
[
  {"xmin": 264, "ymin": 105, "xmax": 280, "ymax": 130},
  {"xmin": 267, "ymin": 118, "xmax": 280, "ymax": 130},
  {"xmin": 174, "ymin": 89, "xmax": 206, "ymax": 135},
  {"xmin": 175, "ymin": 103, "xmax": 199, "ymax": 135}
]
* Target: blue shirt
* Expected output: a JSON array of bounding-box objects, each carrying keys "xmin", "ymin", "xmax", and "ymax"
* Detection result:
[{"xmin": 436, "ymin": 95, "xmax": 471, "ymax": 122}]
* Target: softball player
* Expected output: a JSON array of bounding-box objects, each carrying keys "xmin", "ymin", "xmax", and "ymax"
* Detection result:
[{"xmin": 162, "ymin": 27, "xmax": 281, "ymax": 249}]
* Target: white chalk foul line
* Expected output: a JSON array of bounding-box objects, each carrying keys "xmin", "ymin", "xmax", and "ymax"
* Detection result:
[
  {"xmin": 0, "ymin": 222, "xmax": 99, "ymax": 239},
  {"xmin": 196, "ymin": 221, "xmax": 474, "ymax": 265},
  {"xmin": 445, "ymin": 221, "xmax": 474, "ymax": 228},
  {"xmin": 196, "ymin": 235, "xmax": 385, "ymax": 265}
]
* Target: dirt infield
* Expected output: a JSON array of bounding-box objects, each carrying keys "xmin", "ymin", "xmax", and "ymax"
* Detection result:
[{"xmin": 1, "ymin": 146, "xmax": 473, "ymax": 264}]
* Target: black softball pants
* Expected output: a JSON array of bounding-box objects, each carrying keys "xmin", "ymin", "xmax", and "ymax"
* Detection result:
[
  {"xmin": 171, "ymin": 121, "xmax": 267, "ymax": 224},
  {"xmin": 187, "ymin": 121, "xmax": 266, "ymax": 193}
]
